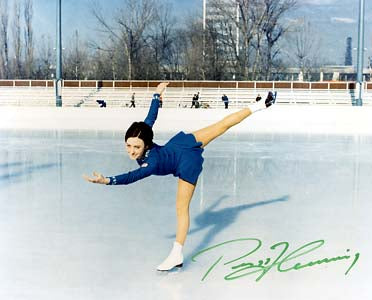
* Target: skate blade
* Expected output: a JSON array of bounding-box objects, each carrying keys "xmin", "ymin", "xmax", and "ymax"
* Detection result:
[{"xmin": 157, "ymin": 263, "xmax": 183, "ymax": 273}]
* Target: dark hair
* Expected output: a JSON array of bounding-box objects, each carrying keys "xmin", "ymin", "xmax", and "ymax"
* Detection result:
[{"xmin": 125, "ymin": 122, "xmax": 154, "ymax": 148}]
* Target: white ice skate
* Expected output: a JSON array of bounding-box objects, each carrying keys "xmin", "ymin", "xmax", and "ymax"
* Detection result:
[{"xmin": 157, "ymin": 242, "xmax": 184, "ymax": 271}]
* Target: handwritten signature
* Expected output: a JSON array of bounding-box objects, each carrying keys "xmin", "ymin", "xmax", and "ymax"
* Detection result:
[{"xmin": 191, "ymin": 238, "xmax": 360, "ymax": 282}]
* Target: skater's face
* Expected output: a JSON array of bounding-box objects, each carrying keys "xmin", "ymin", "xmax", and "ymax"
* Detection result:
[{"xmin": 126, "ymin": 137, "xmax": 146, "ymax": 160}]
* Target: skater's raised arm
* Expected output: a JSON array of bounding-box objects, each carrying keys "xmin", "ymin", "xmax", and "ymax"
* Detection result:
[{"xmin": 144, "ymin": 82, "xmax": 168, "ymax": 127}]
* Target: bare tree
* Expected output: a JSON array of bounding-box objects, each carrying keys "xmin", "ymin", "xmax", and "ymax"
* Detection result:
[
  {"xmin": 64, "ymin": 30, "xmax": 90, "ymax": 80},
  {"xmin": 235, "ymin": 0, "xmax": 259, "ymax": 79},
  {"xmin": 0, "ymin": 0, "xmax": 10, "ymax": 79},
  {"xmin": 60, "ymin": 0, "xmax": 300, "ymax": 81},
  {"xmin": 118, "ymin": 0, "xmax": 157, "ymax": 79},
  {"xmin": 261, "ymin": 0, "xmax": 296, "ymax": 79},
  {"xmin": 181, "ymin": 17, "xmax": 204, "ymax": 80},
  {"xmin": 250, "ymin": 1, "xmax": 267, "ymax": 79},
  {"xmin": 168, "ymin": 27, "xmax": 191, "ymax": 80},
  {"xmin": 147, "ymin": 2, "xmax": 176, "ymax": 79},
  {"xmin": 91, "ymin": 0, "xmax": 157, "ymax": 80},
  {"xmin": 24, "ymin": 0, "xmax": 34, "ymax": 78},
  {"xmin": 293, "ymin": 18, "xmax": 314, "ymax": 78},
  {"xmin": 87, "ymin": 38, "xmax": 121, "ymax": 80},
  {"xmin": 283, "ymin": 17, "xmax": 323, "ymax": 80},
  {"xmin": 12, "ymin": 0, "xmax": 22, "ymax": 78},
  {"xmin": 89, "ymin": 48, "xmax": 117, "ymax": 80},
  {"xmin": 202, "ymin": 18, "xmax": 230, "ymax": 80},
  {"xmin": 205, "ymin": 0, "xmax": 296, "ymax": 80},
  {"xmin": 36, "ymin": 34, "xmax": 53, "ymax": 79}
]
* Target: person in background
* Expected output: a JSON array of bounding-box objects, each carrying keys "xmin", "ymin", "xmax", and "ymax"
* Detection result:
[
  {"xmin": 222, "ymin": 94, "xmax": 229, "ymax": 109},
  {"xmin": 159, "ymin": 94, "xmax": 163, "ymax": 108},
  {"xmin": 191, "ymin": 92, "xmax": 199, "ymax": 108},
  {"xmin": 130, "ymin": 92, "xmax": 136, "ymax": 108},
  {"xmin": 96, "ymin": 99, "xmax": 106, "ymax": 107},
  {"xmin": 256, "ymin": 91, "xmax": 276, "ymax": 104}
]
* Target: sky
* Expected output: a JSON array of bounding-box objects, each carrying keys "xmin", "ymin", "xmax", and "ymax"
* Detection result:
[
  {"xmin": 291, "ymin": 0, "xmax": 372, "ymax": 65},
  {"xmin": 26, "ymin": 0, "xmax": 372, "ymax": 66},
  {"xmin": 31, "ymin": 0, "xmax": 200, "ymax": 40}
]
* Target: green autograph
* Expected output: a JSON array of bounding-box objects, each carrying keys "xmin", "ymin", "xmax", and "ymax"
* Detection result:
[{"xmin": 191, "ymin": 238, "xmax": 360, "ymax": 282}]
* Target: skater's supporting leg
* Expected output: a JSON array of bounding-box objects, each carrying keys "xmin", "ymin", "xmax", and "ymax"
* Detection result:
[
  {"xmin": 157, "ymin": 178, "xmax": 195, "ymax": 271},
  {"xmin": 175, "ymin": 178, "xmax": 196, "ymax": 245}
]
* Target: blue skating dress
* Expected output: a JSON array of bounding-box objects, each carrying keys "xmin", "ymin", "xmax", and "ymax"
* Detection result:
[{"xmin": 107, "ymin": 94, "xmax": 204, "ymax": 186}]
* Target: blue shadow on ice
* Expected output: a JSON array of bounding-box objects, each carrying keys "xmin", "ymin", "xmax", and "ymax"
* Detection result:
[
  {"xmin": 0, "ymin": 162, "xmax": 58, "ymax": 185},
  {"xmin": 185, "ymin": 195, "xmax": 290, "ymax": 263}
]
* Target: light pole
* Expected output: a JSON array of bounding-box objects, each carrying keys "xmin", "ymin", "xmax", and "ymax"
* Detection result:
[
  {"xmin": 55, "ymin": 0, "xmax": 62, "ymax": 107},
  {"xmin": 202, "ymin": 0, "xmax": 206, "ymax": 80},
  {"xmin": 356, "ymin": 0, "xmax": 365, "ymax": 106}
]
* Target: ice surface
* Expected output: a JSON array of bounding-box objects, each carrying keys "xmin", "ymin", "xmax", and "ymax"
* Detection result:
[{"xmin": 0, "ymin": 130, "xmax": 371, "ymax": 300}]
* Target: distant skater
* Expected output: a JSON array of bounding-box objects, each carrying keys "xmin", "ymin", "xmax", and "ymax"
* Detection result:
[
  {"xmin": 191, "ymin": 92, "xmax": 200, "ymax": 108},
  {"xmin": 84, "ymin": 83, "xmax": 276, "ymax": 271},
  {"xmin": 256, "ymin": 91, "xmax": 276, "ymax": 104},
  {"xmin": 159, "ymin": 94, "xmax": 163, "ymax": 108},
  {"xmin": 130, "ymin": 92, "xmax": 136, "ymax": 108},
  {"xmin": 222, "ymin": 94, "xmax": 229, "ymax": 109}
]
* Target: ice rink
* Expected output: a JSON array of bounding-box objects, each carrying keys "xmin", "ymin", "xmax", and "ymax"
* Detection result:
[{"xmin": 1, "ymin": 127, "xmax": 371, "ymax": 300}]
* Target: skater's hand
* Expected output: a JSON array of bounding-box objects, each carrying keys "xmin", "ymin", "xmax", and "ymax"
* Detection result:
[
  {"xmin": 155, "ymin": 82, "xmax": 169, "ymax": 96},
  {"xmin": 83, "ymin": 172, "xmax": 110, "ymax": 184}
]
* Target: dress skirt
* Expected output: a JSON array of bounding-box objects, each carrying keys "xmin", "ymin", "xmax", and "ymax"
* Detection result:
[{"xmin": 166, "ymin": 131, "xmax": 204, "ymax": 185}]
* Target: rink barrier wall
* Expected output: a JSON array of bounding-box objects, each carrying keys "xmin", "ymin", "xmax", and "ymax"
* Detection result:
[
  {"xmin": 1, "ymin": 106, "xmax": 372, "ymax": 136},
  {"xmin": 1, "ymin": 79, "xmax": 372, "ymax": 90}
]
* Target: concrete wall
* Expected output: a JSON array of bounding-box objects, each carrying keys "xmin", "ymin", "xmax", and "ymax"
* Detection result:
[{"xmin": 1, "ymin": 105, "xmax": 372, "ymax": 136}]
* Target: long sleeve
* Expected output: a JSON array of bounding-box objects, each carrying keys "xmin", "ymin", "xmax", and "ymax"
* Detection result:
[
  {"xmin": 106, "ymin": 164, "xmax": 155, "ymax": 185},
  {"xmin": 144, "ymin": 94, "xmax": 160, "ymax": 128}
]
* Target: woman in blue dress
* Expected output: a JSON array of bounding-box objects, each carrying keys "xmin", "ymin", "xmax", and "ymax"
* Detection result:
[{"xmin": 84, "ymin": 82, "xmax": 276, "ymax": 271}]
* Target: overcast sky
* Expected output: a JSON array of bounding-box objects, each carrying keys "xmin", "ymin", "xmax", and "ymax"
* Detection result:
[{"xmin": 30, "ymin": 0, "xmax": 372, "ymax": 66}]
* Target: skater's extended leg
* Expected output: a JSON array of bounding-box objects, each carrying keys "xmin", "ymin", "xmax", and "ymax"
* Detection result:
[
  {"xmin": 157, "ymin": 179, "xmax": 196, "ymax": 271},
  {"xmin": 192, "ymin": 108, "xmax": 252, "ymax": 148},
  {"xmin": 192, "ymin": 92, "xmax": 276, "ymax": 148}
]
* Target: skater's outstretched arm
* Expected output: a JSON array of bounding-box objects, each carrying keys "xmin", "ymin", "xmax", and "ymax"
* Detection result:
[
  {"xmin": 83, "ymin": 172, "xmax": 110, "ymax": 184},
  {"xmin": 144, "ymin": 82, "xmax": 169, "ymax": 127},
  {"xmin": 83, "ymin": 162, "xmax": 156, "ymax": 185}
]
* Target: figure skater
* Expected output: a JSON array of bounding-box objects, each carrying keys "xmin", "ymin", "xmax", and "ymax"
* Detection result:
[{"xmin": 83, "ymin": 82, "xmax": 276, "ymax": 271}]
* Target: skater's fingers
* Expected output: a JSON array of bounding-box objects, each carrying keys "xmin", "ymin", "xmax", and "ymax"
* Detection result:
[
  {"xmin": 158, "ymin": 82, "xmax": 169, "ymax": 88},
  {"xmin": 93, "ymin": 171, "xmax": 102, "ymax": 178},
  {"xmin": 83, "ymin": 174, "xmax": 95, "ymax": 183},
  {"xmin": 156, "ymin": 82, "xmax": 169, "ymax": 95}
]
